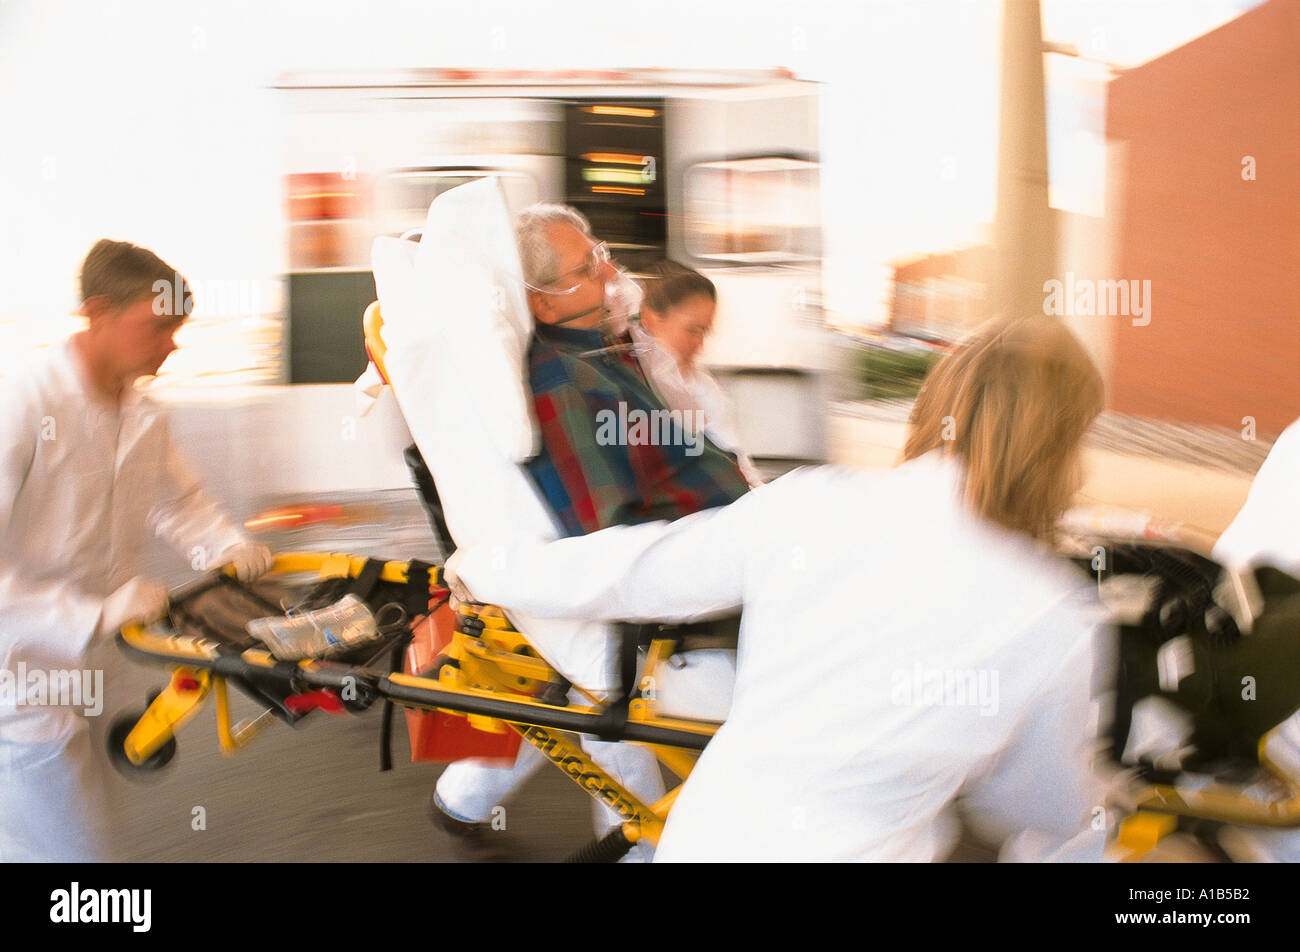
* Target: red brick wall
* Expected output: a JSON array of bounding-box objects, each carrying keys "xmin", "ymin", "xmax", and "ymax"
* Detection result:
[{"xmin": 1106, "ymin": 0, "xmax": 1300, "ymax": 436}]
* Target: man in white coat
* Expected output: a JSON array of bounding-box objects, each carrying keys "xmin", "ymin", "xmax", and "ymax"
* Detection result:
[{"xmin": 0, "ymin": 239, "xmax": 271, "ymax": 861}]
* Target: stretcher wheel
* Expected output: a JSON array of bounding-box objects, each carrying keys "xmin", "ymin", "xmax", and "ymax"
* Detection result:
[
  {"xmin": 339, "ymin": 681, "xmax": 379, "ymax": 714},
  {"xmin": 106, "ymin": 710, "xmax": 177, "ymax": 776}
]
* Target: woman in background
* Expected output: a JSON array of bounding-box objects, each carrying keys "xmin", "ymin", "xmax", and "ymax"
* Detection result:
[{"xmin": 633, "ymin": 260, "xmax": 764, "ymax": 488}]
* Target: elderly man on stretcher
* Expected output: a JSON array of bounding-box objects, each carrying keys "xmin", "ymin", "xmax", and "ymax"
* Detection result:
[{"xmin": 369, "ymin": 181, "xmax": 749, "ymax": 859}]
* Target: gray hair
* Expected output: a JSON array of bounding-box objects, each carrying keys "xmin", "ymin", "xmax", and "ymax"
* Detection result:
[{"xmin": 515, "ymin": 203, "xmax": 592, "ymax": 287}]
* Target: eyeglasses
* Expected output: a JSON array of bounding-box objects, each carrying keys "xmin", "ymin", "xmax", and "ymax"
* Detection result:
[{"xmin": 525, "ymin": 242, "xmax": 612, "ymax": 296}]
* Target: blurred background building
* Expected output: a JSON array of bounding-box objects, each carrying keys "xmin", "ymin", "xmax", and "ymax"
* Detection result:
[
  {"xmin": 880, "ymin": 0, "xmax": 1296, "ymax": 437},
  {"xmin": 0, "ymin": 0, "xmax": 1290, "ymax": 514},
  {"xmin": 888, "ymin": 244, "xmax": 993, "ymax": 343}
]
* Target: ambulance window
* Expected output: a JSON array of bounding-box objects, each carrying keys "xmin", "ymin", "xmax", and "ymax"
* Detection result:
[{"xmin": 684, "ymin": 158, "xmax": 820, "ymax": 263}]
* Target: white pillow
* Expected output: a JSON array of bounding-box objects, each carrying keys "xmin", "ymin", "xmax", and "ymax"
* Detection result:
[
  {"xmin": 372, "ymin": 183, "xmax": 627, "ymax": 693},
  {"xmin": 411, "ymin": 178, "xmax": 537, "ymax": 463},
  {"xmin": 370, "ymin": 236, "xmax": 419, "ymax": 336},
  {"xmin": 371, "ymin": 183, "xmax": 737, "ymax": 702}
]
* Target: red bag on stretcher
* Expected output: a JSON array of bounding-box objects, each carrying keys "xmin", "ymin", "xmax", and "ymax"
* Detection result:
[{"xmin": 403, "ymin": 601, "xmax": 523, "ymax": 763}]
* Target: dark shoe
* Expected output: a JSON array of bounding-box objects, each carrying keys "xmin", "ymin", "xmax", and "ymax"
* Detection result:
[{"xmin": 429, "ymin": 793, "xmax": 512, "ymax": 862}]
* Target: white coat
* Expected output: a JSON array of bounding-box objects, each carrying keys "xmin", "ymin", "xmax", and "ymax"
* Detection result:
[
  {"xmin": 455, "ymin": 453, "xmax": 1110, "ymax": 862},
  {"xmin": 1214, "ymin": 417, "xmax": 1300, "ymax": 577},
  {"xmin": 0, "ymin": 337, "xmax": 246, "ymax": 859}
]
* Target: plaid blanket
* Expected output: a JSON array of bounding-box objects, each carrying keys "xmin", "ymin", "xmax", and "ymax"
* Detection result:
[{"xmin": 524, "ymin": 322, "xmax": 749, "ymax": 536}]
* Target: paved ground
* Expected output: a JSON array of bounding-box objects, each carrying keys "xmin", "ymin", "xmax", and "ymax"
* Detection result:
[{"xmin": 89, "ymin": 646, "xmax": 598, "ymax": 862}]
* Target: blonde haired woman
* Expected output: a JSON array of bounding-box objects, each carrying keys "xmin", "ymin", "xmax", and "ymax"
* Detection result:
[{"xmin": 448, "ymin": 318, "xmax": 1110, "ymax": 861}]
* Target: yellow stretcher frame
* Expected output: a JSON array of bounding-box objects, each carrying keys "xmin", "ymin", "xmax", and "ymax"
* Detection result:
[
  {"xmin": 115, "ymin": 552, "xmax": 718, "ymax": 854},
  {"xmin": 1110, "ymin": 723, "xmax": 1300, "ymax": 861},
  {"xmin": 116, "ymin": 546, "xmax": 1300, "ymax": 861}
]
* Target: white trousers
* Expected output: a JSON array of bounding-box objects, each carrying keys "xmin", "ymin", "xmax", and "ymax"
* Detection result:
[
  {"xmin": 434, "ymin": 710, "xmax": 667, "ymax": 863},
  {"xmin": 433, "ymin": 649, "xmax": 734, "ymax": 861},
  {"xmin": 0, "ymin": 725, "xmax": 108, "ymax": 862},
  {"xmin": 435, "ymin": 734, "xmax": 667, "ymax": 833}
]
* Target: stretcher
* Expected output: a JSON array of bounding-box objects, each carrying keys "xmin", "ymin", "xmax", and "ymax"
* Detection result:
[
  {"xmin": 110, "ymin": 174, "xmax": 1300, "ymax": 862},
  {"xmin": 111, "ymin": 552, "xmax": 722, "ymax": 861},
  {"xmin": 109, "ymin": 520, "xmax": 1300, "ymax": 863},
  {"xmin": 112, "ymin": 177, "xmax": 734, "ymax": 863}
]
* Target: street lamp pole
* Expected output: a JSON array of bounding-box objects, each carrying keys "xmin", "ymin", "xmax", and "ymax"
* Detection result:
[{"xmin": 992, "ymin": 0, "xmax": 1055, "ymax": 322}]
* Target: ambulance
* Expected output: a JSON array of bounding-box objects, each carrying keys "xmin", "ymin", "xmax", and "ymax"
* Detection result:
[{"xmin": 277, "ymin": 67, "xmax": 828, "ymax": 472}]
